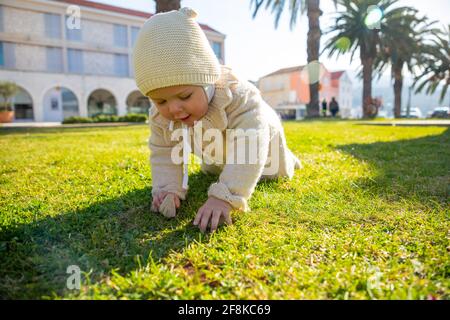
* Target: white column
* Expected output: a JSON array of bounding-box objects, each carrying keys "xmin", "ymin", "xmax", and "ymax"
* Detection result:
[
  {"xmin": 32, "ymin": 89, "xmax": 44, "ymax": 122},
  {"xmin": 117, "ymin": 94, "xmax": 127, "ymax": 116},
  {"xmin": 79, "ymin": 91, "xmax": 88, "ymax": 117}
]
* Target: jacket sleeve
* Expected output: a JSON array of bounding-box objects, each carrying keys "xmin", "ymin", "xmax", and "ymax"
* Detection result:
[
  {"xmin": 149, "ymin": 122, "xmax": 187, "ymax": 200},
  {"xmin": 207, "ymin": 97, "xmax": 271, "ymax": 212}
]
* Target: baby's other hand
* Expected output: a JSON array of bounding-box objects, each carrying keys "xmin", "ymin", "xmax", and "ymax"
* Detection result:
[
  {"xmin": 193, "ymin": 196, "xmax": 232, "ymax": 233},
  {"xmin": 151, "ymin": 191, "xmax": 180, "ymax": 213}
]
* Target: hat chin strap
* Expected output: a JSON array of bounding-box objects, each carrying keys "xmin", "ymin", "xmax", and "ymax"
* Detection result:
[
  {"xmin": 181, "ymin": 123, "xmax": 190, "ymax": 190},
  {"xmin": 203, "ymin": 84, "xmax": 215, "ymax": 104}
]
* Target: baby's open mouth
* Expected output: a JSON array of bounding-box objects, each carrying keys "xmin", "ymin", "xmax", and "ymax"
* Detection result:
[{"xmin": 180, "ymin": 115, "xmax": 190, "ymax": 121}]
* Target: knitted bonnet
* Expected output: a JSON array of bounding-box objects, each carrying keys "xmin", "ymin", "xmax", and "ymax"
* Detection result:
[{"xmin": 133, "ymin": 7, "xmax": 222, "ymax": 95}]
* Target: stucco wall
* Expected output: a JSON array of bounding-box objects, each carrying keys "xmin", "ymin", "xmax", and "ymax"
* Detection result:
[
  {"xmin": 3, "ymin": 6, "xmax": 45, "ymax": 38},
  {"xmin": 14, "ymin": 44, "xmax": 47, "ymax": 72}
]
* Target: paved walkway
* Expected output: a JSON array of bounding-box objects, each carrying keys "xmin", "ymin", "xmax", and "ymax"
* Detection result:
[
  {"xmin": 2, "ymin": 120, "xmax": 449, "ymax": 129},
  {"xmin": 358, "ymin": 120, "xmax": 450, "ymax": 127},
  {"xmin": 0, "ymin": 122, "xmax": 147, "ymax": 129}
]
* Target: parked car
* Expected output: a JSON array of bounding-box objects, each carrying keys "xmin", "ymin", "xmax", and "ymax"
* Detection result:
[
  {"xmin": 430, "ymin": 107, "xmax": 450, "ymax": 119},
  {"xmin": 400, "ymin": 107, "xmax": 423, "ymax": 118}
]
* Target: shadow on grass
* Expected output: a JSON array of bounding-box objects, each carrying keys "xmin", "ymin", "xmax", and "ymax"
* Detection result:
[
  {"xmin": 0, "ymin": 171, "xmax": 219, "ymax": 299},
  {"xmin": 336, "ymin": 127, "xmax": 449, "ymax": 204}
]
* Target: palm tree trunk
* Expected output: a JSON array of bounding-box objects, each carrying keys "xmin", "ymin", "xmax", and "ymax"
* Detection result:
[
  {"xmin": 361, "ymin": 56, "xmax": 373, "ymax": 118},
  {"xmin": 393, "ymin": 64, "xmax": 403, "ymax": 118},
  {"xmin": 306, "ymin": 0, "xmax": 322, "ymax": 118},
  {"xmin": 155, "ymin": 0, "xmax": 180, "ymax": 13}
]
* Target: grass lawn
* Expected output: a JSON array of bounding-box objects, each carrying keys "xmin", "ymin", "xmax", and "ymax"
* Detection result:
[{"xmin": 0, "ymin": 121, "xmax": 448, "ymax": 299}]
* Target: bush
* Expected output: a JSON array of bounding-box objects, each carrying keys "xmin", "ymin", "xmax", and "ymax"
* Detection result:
[
  {"xmin": 62, "ymin": 116, "xmax": 94, "ymax": 124},
  {"xmin": 119, "ymin": 113, "xmax": 148, "ymax": 122},
  {"xmin": 62, "ymin": 113, "xmax": 148, "ymax": 124},
  {"xmin": 93, "ymin": 115, "xmax": 119, "ymax": 122}
]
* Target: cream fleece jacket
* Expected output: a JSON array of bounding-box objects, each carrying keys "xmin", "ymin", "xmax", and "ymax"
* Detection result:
[{"xmin": 149, "ymin": 66, "xmax": 301, "ymax": 212}]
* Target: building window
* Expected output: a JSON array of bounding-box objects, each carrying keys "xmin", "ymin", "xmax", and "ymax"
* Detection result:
[
  {"xmin": 0, "ymin": 41, "xmax": 15, "ymax": 68},
  {"xmin": 44, "ymin": 13, "xmax": 61, "ymax": 39},
  {"xmin": 113, "ymin": 24, "xmax": 128, "ymax": 47},
  {"xmin": 212, "ymin": 41, "xmax": 222, "ymax": 60},
  {"xmin": 67, "ymin": 49, "xmax": 83, "ymax": 74},
  {"xmin": 65, "ymin": 15, "xmax": 82, "ymax": 41},
  {"xmin": 114, "ymin": 54, "xmax": 129, "ymax": 77},
  {"xmin": 46, "ymin": 47, "xmax": 63, "ymax": 73},
  {"xmin": 51, "ymin": 97, "xmax": 59, "ymax": 110},
  {"xmin": 130, "ymin": 26, "xmax": 140, "ymax": 47}
]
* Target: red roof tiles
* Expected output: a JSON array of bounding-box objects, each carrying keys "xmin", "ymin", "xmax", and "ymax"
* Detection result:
[{"xmin": 53, "ymin": 0, "xmax": 224, "ymax": 35}]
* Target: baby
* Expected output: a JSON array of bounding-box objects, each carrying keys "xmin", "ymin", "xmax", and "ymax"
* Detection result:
[{"xmin": 133, "ymin": 7, "xmax": 301, "ymax": 233}]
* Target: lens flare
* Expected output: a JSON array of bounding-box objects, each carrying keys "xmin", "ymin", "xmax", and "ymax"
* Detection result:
[
  {"xmin": 365, "ymin": 5, "xmax": 383, "ymax": 30},
  {"xmin": 300, "ymin": 61, "xmax": 325, "ymax": 85},
  {"xmin": 336, "ymin": 37, "xmax": 351, "ymax": 52}
]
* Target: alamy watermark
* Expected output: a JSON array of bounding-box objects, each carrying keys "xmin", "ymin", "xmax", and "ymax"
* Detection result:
[
  {"xmin": 66, "ymin": 265, "xmax": 81, "ymax": 290},
  {"xmin": 66, "ymin": 5, "xmax": 81, "ymax": 30}
]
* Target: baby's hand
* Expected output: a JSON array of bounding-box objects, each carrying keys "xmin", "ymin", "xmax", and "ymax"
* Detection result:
[
  {"xmin": 193, "ymin": 196, "xmax": 232, "ymax": 233},
  {"xmin": 151, "ymin": 191, "xmax": 180, "ymax": 218}
]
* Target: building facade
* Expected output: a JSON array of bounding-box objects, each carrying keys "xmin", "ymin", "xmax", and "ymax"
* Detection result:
[
  {"xmin": 0, "ymin": 0, "xmax": 226, "ymax": 122},
  {"xmin": 258, "ymin": 64, "xmax": 353, "ymax": 119}
]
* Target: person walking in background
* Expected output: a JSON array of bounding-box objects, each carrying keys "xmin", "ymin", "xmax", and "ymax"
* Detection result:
[
  {"xmin": 321, "ymin": 99, "xmax": 327, "ymax": 117},
  {"xmin": 329, "ymin": 97, "xmax": 340, "ymax": 117}
]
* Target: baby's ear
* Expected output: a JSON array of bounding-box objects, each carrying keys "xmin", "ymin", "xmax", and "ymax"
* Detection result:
[{"xmin": 179, "ymin": 7, "xmax": 198, "ymax": 19}]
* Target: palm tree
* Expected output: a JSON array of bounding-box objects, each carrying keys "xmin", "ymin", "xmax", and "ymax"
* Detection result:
[
  {"xmin": 414, "ymin": 25, "xmax": 450, "ymax": 105},
  {"xmin": 374, "ymin": 12, "xmax": 437, "ymax": 118},
  {"xmin": 250, "ymin": 0, "xmax": 335, "ymax": 117},
  {"xmin": 155, "ymin": 0, "xmax": 181, "ymax": 13},
  {"xmin": 324, "ymin": 0, "xmax": 410, "ymax": 118}
]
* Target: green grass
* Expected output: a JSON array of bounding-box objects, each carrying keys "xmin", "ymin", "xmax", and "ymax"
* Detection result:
[{"xmin": 0, "ymin": 121, "xmax": 448, "ymax": 299}]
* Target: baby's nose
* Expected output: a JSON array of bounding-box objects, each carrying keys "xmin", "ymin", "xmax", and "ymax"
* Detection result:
[{"xmin": 168, "ymin": 102, "xmax": 184, "ymax": 116}]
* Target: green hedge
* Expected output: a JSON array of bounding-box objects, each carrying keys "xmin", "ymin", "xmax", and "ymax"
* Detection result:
[{"xmin": 62, "ymin": 113, "xmax": 148, "ymax": 124}]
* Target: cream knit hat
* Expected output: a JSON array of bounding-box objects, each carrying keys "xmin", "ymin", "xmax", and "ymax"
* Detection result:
[{"xmin": 133, "ymin": 7, "xmax": 222, "ymax": 95}]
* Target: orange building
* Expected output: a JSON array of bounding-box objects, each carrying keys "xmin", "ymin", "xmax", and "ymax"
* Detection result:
[{"xmin": 258, "ymin": 64, "xmax": 353, "ymax": 119}]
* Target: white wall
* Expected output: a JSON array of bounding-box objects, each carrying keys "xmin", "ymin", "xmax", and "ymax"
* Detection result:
[
  {"xmin": 0, "ymin": 0, "xmax": 226, "ymax": 122},
  {"xmin": 0, "ymin": 69, "xmax": 138, "ymax": 121}
]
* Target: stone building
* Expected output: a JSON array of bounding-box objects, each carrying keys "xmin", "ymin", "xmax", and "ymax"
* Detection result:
[{"xmin": 0, "ymin": 0, "xmax": 226, "ymax": 122}]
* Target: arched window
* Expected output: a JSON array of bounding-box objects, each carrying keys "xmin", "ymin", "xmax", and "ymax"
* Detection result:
[
  {"xmin": 126, "ymin": 90, "xmax": 151, "ymax": 115},
  {"xmin": 13, "ymin": 86, "xmax": 34, "ymax": 120},
  {"xmin": 43, "ymin": 86, "xmax": 79, "ymax": 121},
  {"xmin": 87, "ymin": 89, "xmax": 117, "ymax": 117}
]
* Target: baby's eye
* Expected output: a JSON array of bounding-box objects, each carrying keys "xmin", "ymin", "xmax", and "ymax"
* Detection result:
[
  {"xmin": 155, "ymin": 100, "xmax": 166, "ymax": 105},
  {"xmin": 180, "ymin": 94, "xmax": 192, "ymax": 101}
]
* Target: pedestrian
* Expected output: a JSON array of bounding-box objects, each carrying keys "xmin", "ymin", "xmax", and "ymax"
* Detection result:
[
  {"xmin": 321, "ymin": 99, "xmax": 327, "ymax": 117},
  {"xmin": 329, "ymin": 97, "xmax": 340, "ymax": 117}
]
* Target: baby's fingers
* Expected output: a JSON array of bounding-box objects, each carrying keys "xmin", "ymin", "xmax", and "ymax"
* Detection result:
[
  {"xmin": 151, "ymin": 197, "xmax": 160, "ymax": 211},
  {"xmin": 210, "ymin": 210, "xmax": 222, "ymax": 233},
  {"xmin": 199, "ymin": 209, "xmax": 213, "ymax": 233},
  {"xmin": 174, "ymin": 196, "xmax": 180, "ymax": 208},
  {"xmin": 156, "ymin": 192, "xmax": 167, "ymax": 207},
  {"xmin": 193, "ymin": 207, "xmax": 204, "ymax": 226},
  {"xmin": 223, "ymin": 212, "xmax": 232, "ymax": 225}
]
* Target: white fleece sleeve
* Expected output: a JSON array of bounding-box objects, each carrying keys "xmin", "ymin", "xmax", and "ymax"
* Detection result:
[
  {"xmin": 149, "ymin": 122, "xmax": 187, "ymax": 200},
  {"xmin": 207, "ymin": 108, "xmax": 270, "ymax": 212}
]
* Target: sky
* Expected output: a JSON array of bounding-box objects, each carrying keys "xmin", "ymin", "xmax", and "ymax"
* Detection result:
[
  {"xmin": 95, "ymin": 0, "xmax": 450, "ymax": 80},
  {"xmin": 95, "ymin": 0, "xmax": 450, "ymax": 109}
]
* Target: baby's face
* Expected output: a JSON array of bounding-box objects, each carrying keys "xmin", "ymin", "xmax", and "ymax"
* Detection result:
[{"xmin": 147, "ymin": 85, "xmax": 208, "ymax": 127}]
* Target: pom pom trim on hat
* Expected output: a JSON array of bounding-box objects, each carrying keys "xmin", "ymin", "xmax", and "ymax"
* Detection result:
[{"xmin": 179, "ymin": 7, "xmax": 198, "ymax": 19}]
